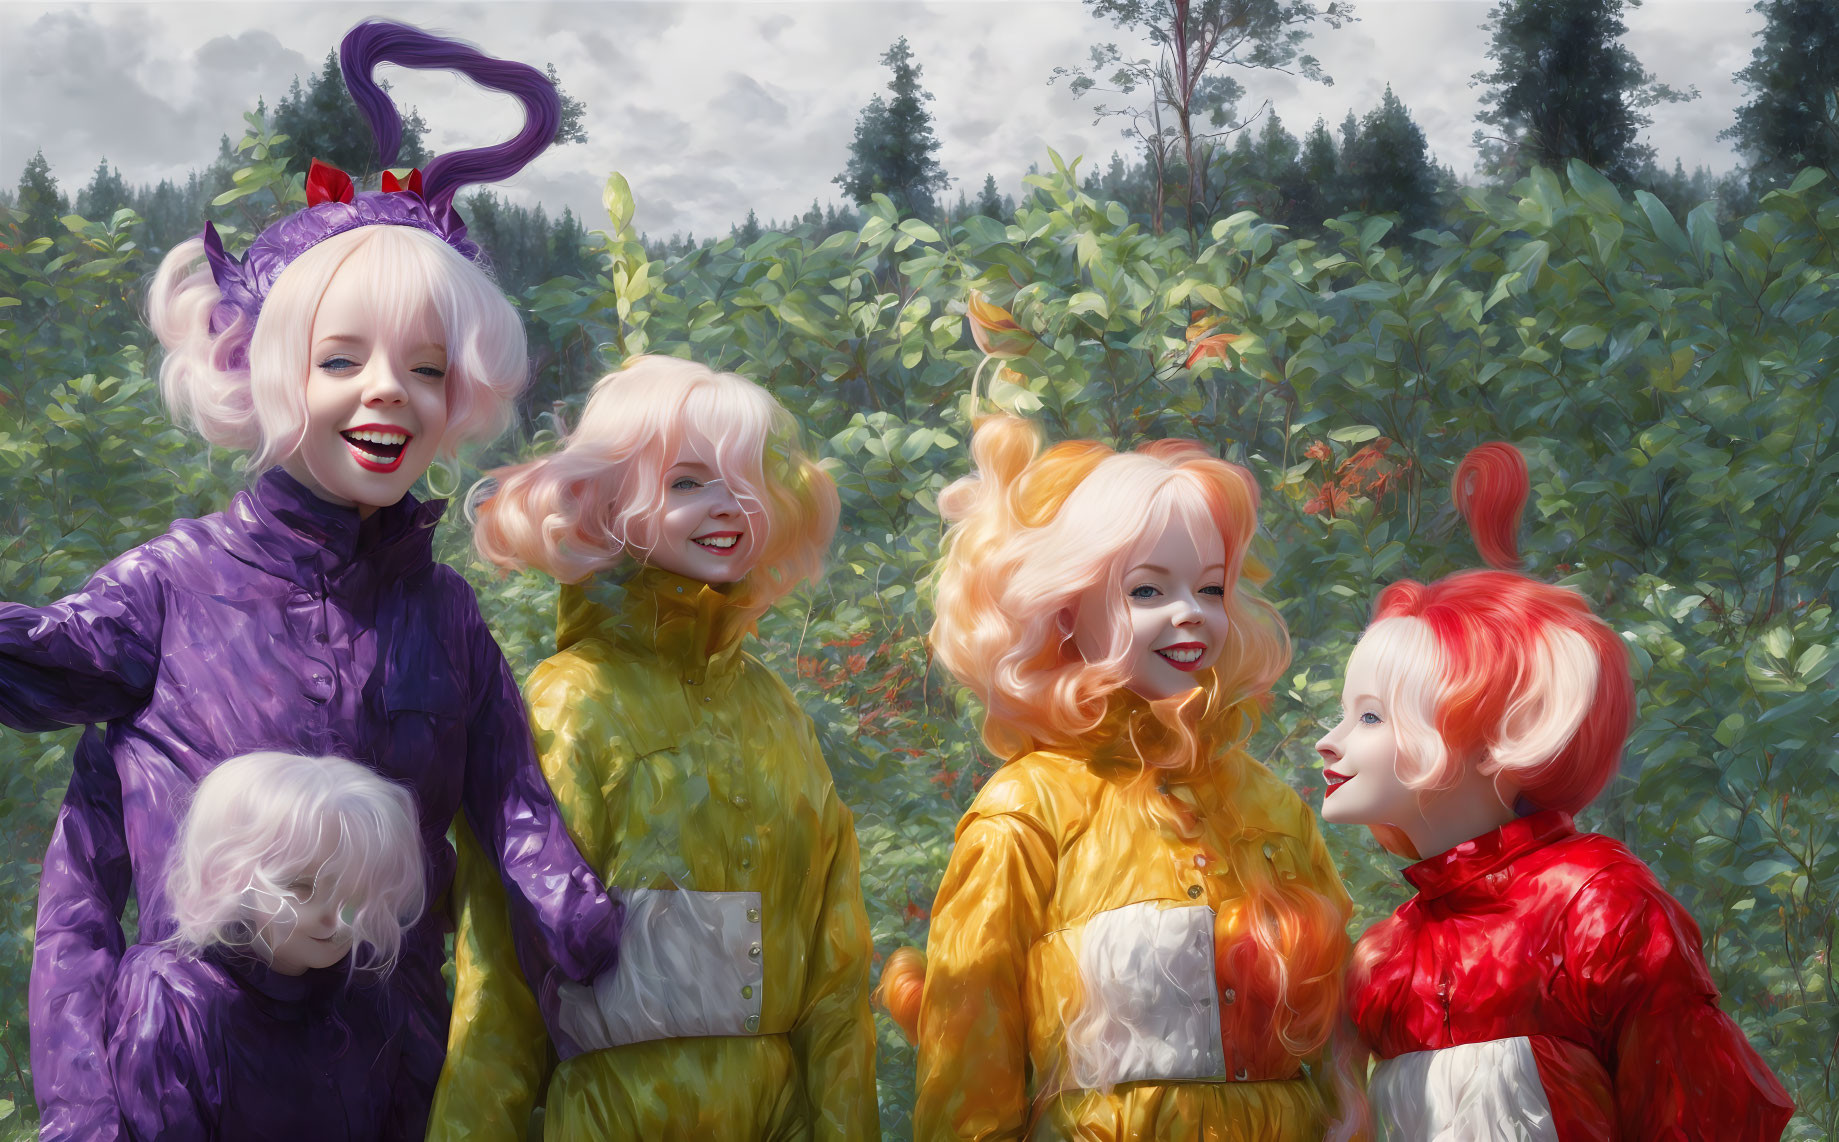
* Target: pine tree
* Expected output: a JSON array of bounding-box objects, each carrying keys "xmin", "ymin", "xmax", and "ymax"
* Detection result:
[
  {"xmin": 1722, "ymin": 0, "xmax": 1839, "ymax": 193},
  {"xmin": 75, "ymin": 159, "xmax": 130, "ymax": 222},
  {"xmin": 1474, "ymin": 0, "xmax": 1695, "ymax": 185},
  {"xmin": 735, "ymin": 209, "xmax": 763, "ymax": 245},
  {"xmin": 834, "ymin": 37, "xmax": 952, "ymax": 219},
  {"xmin": 975, "ymin": 174, "xmax": 1006, "ymax": 219},
  {"xmin": 272, "ymin": 52, "xmax": 428, "ymax": 176},
  {"xmin": 14, "ymin": 151, "xmax": 68, "ymax": 236},
  {"xmin": 1340, "ymin": 86, "xmax": 1441, "ymax": 231}
]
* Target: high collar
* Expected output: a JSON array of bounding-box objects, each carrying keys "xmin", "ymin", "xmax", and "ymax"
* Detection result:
[
  {"xmin": 1402, "ymin": 809, "xmax": 1577, "ymax": 900},
  {"xmin": 204, "ymin": 944, "xmax": 355, "ymax": 1007},
  {"xmin": 218, "ymin": 468, "xmax": 445, "ymax": 590},
  {"xmin": 557, "ymin": 564, "xmax": 752, "ymax": 685}
]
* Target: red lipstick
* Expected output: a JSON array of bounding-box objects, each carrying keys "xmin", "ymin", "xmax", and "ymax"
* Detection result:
[{"xmin": 1153, "ymin": 641, "xmax": 1207, "ymax": 671}]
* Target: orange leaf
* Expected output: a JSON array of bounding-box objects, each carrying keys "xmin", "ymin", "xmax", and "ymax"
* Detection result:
[
  {"xmin": 967, "ymin": 290, "xmax": 1034, "ymax": 358},
  {"xmin": 1184, "ymin": 332, "xmax": 1244, "ymax": 369}
]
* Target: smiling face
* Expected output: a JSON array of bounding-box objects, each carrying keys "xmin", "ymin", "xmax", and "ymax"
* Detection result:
[
  {"xmin": 278, "ymin": 265, "xmax": 450, "ymax": 517},
  {"xmin": 635, "ymin": 436, "xmax": 759, "ymax": 584},
  {"xmin": 1316, "ymin": 631, "xmax": 1524, "ymax": 858},
  {"xmin": 1315, "ymin": 645, "xmax": 1417, "ymax": 829},
  {"xmin": 1072, "ymin": 505, "xmax": 1230, "ymax": 702},
  {"xmin": 259, "ymin": 856, "xmax": 353, "ymax": 976}
]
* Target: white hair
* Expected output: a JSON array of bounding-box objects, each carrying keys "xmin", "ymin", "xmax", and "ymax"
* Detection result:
[{"xmin": 165, "ymin": 751, "xmax": 425, "ymax": 974}]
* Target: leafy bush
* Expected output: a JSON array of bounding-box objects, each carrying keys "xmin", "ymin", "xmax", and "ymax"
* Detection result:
[{"xmin": 2, "ymin": 139, "xmax": 1833, "ymax": 1138}]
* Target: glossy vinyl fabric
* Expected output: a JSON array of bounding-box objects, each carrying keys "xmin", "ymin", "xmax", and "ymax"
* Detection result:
[
  {"xmin": 1350, "ymin": 810, "xmax": 1795, "ymax": 1141},
  {"xmin": 0, "ymin": 468, "xmax": 623, "ymax": 1142},
  {"xmin": 912, "ymin": 697, "xmax": 1352, "ymax": 1142},
  {"xmin": 427, "ymin": 566, "xmax": 879, "ymax": 1142},
  {"xmin": 106, "ymin": 944, "xmax": 410, "ymax": 1140}
]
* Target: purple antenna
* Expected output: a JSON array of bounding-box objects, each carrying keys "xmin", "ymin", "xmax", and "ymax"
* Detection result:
[{"xmin": 339, "ymin": 19, "xmax": 561, "ymax": 216}]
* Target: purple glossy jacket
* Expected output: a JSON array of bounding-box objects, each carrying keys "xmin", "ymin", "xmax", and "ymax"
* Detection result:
[
  {"xmin": 1, "ymin": 469, "xmax": 624, "ymax": 1142},
  {"xmin": 107, "ymin": 943, "xmax": 410, "ymax": 1141}
]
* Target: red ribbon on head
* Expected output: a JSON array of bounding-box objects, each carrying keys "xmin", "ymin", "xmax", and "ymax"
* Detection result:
[
  {"xmin": 305, "ymin": 159, "xmax": 356, "ymax": 207},
  {"xmin": 380, "ymin": 168, "xmax": 424, "ymax": 197}
]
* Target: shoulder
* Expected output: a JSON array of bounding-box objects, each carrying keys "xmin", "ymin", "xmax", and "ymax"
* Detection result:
[
  {"xmin": 107, "ymin": 945, "xmax": 223, "ymax": 1043},
  {"xmin": 524, "ymin": 644, "xmax": 672, "ymax": 757},
  {"xmin": 1554, "ymin": 834, "xmax": 1697, "ymax": 933},
  {"xmin": 1229, "ymin": 756, "xmax": 1320, "ymax": 839},
  {"xmin": 963, "ymin": 750, "xmax": 1100, "ymax": 844}
]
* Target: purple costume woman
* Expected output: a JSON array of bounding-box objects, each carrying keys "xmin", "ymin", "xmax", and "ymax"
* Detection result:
[{"xmin": 1, "ymin": 21, "xmax": 622, "ymax": 1141}]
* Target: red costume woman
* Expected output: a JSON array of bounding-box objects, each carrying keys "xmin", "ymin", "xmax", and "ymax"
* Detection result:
[{"xmin": 1315, "ymin": 443, "xmax": 1793, "ymax": 1140}]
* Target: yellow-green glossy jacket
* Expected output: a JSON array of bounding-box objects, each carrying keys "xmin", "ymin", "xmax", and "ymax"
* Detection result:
[{"xmin": 427, "ymin": 566, "xmax": 879, "ymax": 1141}]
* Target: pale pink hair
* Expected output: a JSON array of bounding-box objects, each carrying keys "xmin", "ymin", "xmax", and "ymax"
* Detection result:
[
  {"xmin": 471, "ymin": 354, "xmax": 838, "ymax": 621},
  {"xmin": 930, "ymin": 414, "xmax": 1288, "ymax": 764},
  {"xmin": 166, "ymin": 751, "xmax": 425, "ymax": 974},
  {"xmin": 149, "ymin": 225, "xmax": 528, "ymax": 472}
]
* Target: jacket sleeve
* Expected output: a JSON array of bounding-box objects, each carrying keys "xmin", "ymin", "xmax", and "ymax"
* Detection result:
[
  {"xmin": 457, "ymin": 598, "xmax": 623, "ymax": 984},
  {"xmin": 913, "ymin": 808, "xmax": 1059, "ymax": 1142},
  {"xmin": 425, "ymin": 816, "xmax": 553, "ymax": 1142},
  {"xmin": 789, "ymin": 773, "xmax": 880, "ymax": 1142},
  {"xmin": 1562, "ymin": 870, "xmax": 1794, "ymax": 1141},
  {"xmin": 0, "ymin": 547, "xmax": 164, "ymax": 731},
  {"xmin": 31, "ymin": 730, "xmax": 134, "ymax": 1142},
  {"xmin": 106, "ymin": 962, "xmax": 213, "ymax": 1142}
]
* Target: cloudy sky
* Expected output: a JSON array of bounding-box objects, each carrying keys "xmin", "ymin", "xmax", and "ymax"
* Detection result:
[{"xmin": 3, "ymin": 1, "xmax": 1764, "ymax": 238}]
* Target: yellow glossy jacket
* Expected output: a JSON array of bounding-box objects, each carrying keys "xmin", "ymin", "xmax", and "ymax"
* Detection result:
[
  {"xmin": 913, "ymin": 698, "xmax": 1352, "ymax": 1142},
  {"xmin": 427, "ymin": 567, "xmax": 879, "ymax": 1142}
]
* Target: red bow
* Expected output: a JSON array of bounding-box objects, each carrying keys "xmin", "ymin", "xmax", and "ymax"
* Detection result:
[
  {"xmin": 305, "ymin": 159, "xmax": 426, "ymax": 207},
  {"xmin": 380, "ymin": 168, "xmax": 424, "ymax": 197},
  {"xmin": 305, "ymin": 159, "xmax": 355, "ymax": 207}
]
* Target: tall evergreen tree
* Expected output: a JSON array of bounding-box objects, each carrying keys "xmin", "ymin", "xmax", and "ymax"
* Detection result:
[
  {"xmin": 75, "ymin": 159, "xmax": 130, "ymax": 222},
  {"xmin": 1473, "ymin": 0, "xmax": 1694, "ymax": 184},
  {"xmin": 14, "ymin": 151, "xmax": 68, "ymax": 236},
  {"xmin": 834, "ymin": 37, "xmax": 952, "ymax": 218},
  {"xmin": 1340, "ymin": 86, "xmax": 1440, "ymax": 231},
  {"xmin": 974, "ymin": 174, "xmax": 1006, "ymax": 219},
  {"xmin": 273, "ymin": 52, "xmax": 430, "ymax": 176},
  {"xmin": 1722, "ymin": 0, "xmax": 1839, "ymax": 192}
]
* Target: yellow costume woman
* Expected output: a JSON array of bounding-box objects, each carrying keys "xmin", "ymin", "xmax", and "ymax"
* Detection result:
[
  {"xmin": 428, "ymin": 357, "xmax": 878, "ymax": 1141},
  {"xmin": 884, "ymin": 416, "xmax": 1359, "ymax": 1142}
]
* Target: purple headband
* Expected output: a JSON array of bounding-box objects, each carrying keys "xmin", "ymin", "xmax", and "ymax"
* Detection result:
[{"xmin": 203, "ymin": 19, "xmax": 561, "ymax": 336}]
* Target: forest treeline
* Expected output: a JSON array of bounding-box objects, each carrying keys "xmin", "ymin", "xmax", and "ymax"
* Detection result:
[{"xmin": 11, "ymin": 0, "xmax": 1837, "ymax": 286}]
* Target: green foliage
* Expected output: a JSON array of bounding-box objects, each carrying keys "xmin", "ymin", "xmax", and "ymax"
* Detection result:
[
  {"xmin": 3, "ymin": 144, "xmax": 1837, "ymax": 1141},
  {"xmin": 1474, "ymin": 0, "xmax": 1697, "ymax": 184},
  {"xmin": 1722, "ymin": 0, "xmax": 1839, "ymax": 194},
  {"xmin": 835, "ymin": 37, "xmax": 953, "ymax": 220}
]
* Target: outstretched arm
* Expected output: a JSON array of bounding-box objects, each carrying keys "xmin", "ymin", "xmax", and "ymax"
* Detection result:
[
  {"xmin": 0, "ymin": 550, "xmax": 163, "ymax": 732},
  {"xmin": 457, "ymin": 610, "xmax": 623, "ymax": 984}
]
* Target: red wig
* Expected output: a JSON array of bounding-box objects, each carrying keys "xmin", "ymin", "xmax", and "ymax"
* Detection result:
[{"xmin": 1370, "ymin": 444, "xmax": 1632, "ymax": 813}]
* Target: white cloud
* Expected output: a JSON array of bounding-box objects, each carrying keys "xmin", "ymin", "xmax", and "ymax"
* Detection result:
[{"xmin": 2, "ymin": 0, "xmax": 1769, "ymax": 235}]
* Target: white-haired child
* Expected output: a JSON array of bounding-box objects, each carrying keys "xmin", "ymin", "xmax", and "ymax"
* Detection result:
[{"xmin": 105, "ymin": 751, "xmax": 425, "ymax": 1141}]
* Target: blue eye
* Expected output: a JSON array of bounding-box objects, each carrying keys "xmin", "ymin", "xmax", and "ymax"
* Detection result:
[
  {"xmin": 671, "ymin": 477, "xmax": 700, "ymax": 492},
  {"xmin": 1128, "ymin": 585, "xmax": 1160, "ymax": 599},
  {"xmin": 413, "ymin": 364, "xmax": 446, "ymax": 380},
  {"xmin": 1359, "ymin": 712, "xmax": 1382, "ymax": 725},
  {"xmin": 319, "ymin": 356, "xmax": 358, "ymax": 371},
  {"xmin": 1199, "ymin": 585, "xmax": 1226, "ymax": 597}
]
